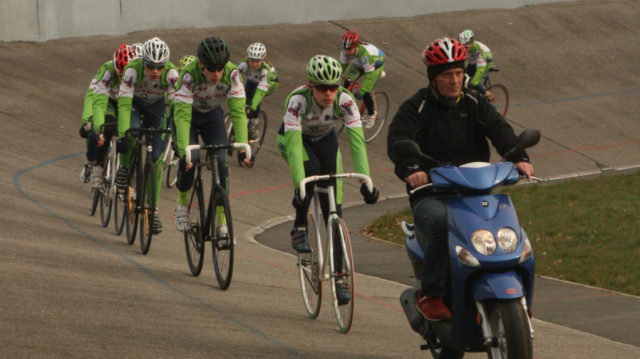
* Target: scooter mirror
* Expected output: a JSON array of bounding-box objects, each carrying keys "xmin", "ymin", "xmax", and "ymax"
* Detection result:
[
  {"xmin": 392, "ymin": 140, "xmax": 423, "ymax": 159},
  {"xmin": 516, "ymin": 129, "xmax": 541, "ymax": 150}
]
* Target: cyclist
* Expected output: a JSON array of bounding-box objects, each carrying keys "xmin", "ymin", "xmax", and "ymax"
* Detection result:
[
  {"xmin": 114, "ymin": 37, "xmax": 179, "ymax": 235},
  {"xmin": 172, "ymin": 37, "xmax": 254, "ymax": 238},
  {"xmin": 387, "ymin": 38, "xmax": 533, "ymax": 321},
  {"xmin": 237, "ymin": 43, "xmax": 279, "ymax": 140},
  {"xmin": 277, "ymin": 55, "xmax": 379, "ymax": 304},
  {"xmin": 178, "ymin": 55, "xmax": 196, "ymax": 72},
  {"xmin": 131, "ymin": 43, "xmax": 144, "ymax": 58},
  {"xmin": 79, "ymin": 44, "xmax": 136, "ymax": 188},
  {"xmin": 339, "ymin": 30, "xmax": 385, "ymax": 122},
  {"xmin": 459, "ymin": 30, "xmax": 493, "ymax": 100}
]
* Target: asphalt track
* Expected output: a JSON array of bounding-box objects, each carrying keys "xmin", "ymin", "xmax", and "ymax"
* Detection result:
[{"xmin": 2, "ymin": 0, "xmax": 640, "ymax": 357}]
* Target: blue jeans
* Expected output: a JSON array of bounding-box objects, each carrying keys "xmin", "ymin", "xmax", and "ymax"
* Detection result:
[{"xmin": 413, "ymin": 195, "xmax": 457, "ymax": 298}]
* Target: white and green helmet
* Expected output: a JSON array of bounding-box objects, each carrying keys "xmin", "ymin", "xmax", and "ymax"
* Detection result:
[
  {"xmin": 459, "ymin": 30, "xmax": 475, "ymax": 45},
  {"xmin": 306, "ymin": 55, "xmax": 342, "ymax": 85}
]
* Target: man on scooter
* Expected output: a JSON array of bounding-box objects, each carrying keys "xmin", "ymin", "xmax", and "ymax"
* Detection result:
[{"xmin": 386, "ymin": 38, "xmax": 534, "ymax": 321}]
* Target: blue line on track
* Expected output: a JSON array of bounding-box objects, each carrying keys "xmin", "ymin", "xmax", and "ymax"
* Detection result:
[{"xmin": 13, "ymin": 152, "xmax": 306, "ymax": 359}]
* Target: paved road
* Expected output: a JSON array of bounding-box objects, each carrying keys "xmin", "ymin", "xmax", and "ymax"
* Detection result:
[{"xmin": 2, "ymin": 0, "xmax": 640, "ymax": 357}]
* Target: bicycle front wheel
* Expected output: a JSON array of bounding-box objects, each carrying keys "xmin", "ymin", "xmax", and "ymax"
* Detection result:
[
  {"xmin": 298, "ymin": 206, "xmax": 322, "ymax": 318},
  {"xmin": 139, "ymin": 162, "xmax": 156, "ymax": 255},
  {"xmin": 329, "ymin": 217, "xmax": 355, "ymax": 333},
  {"xmin": 211, "ymin": 186, "xmax": 234, "ymax": 290},
  {"xmin": 362, "ymin": 92, "xmax": 389, "ymax": 143},
  {"xmin": 239, "ymin": 112, "xmax": 268, "ymax": 167},
  {"xmin": 125, "ymin": 160, "xmax": 139, "ymax": 245},
  {"xmin": 165, "ymin": 146, "xmax": 179, "ymax": 188},
  {"xmin": 90, "ymin": 188, "xmax": 99, "ymax": 217},
  {"xmin": 184, "ymin": 178, "xmax": 205, "ymax": 276},
  {"xmin": 99, "ymin": 187, "xmax": 112, "ymax": 227},
  {"xmin": 114, "ymin": 192, "xmax": 126, "ymax": 235},
  {"xmin": 487, "ymin": 84, "xmax": 509, "ymax": 118}
]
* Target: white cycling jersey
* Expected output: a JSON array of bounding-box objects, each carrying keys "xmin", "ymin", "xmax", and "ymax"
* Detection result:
[
  {"xmin": 237, "ymin": 62, "xmax": 270, "ymax": 93},
  {"xmin": 119, "ymin": 66, "xmax": 179, "ymax": 105},
  {"xmin": 173, "ymin": 66, "xmax": 245, "ymax": 113}
]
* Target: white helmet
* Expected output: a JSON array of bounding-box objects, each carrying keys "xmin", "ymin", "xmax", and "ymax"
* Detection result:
[
  {"xmin": 143, "ymin": 37, "xmax": 170, "ymax": 64},
  {"xmin": 247, "ymin": 43, "xmax": 267, "ymax": 60},
  {"xmin": 131, "ymin": 43, "xmax": 144, "ymax": 58},
  {"xmin": 459, "ymin": 30, "xmax": 475, "ymax": 45}
]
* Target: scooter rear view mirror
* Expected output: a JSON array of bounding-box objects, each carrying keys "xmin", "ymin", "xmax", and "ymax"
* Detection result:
[{"xmin": 515, "ymin": 129, "xmax": 541, "ymax": 150}]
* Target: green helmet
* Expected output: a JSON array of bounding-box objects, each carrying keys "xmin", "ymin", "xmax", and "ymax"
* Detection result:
[
  {"xmin": 178, "ymin": 55, "xmax": 197, "ymax": 71},
  {"xmin": 306, "ymin": 55, "xmax": 342, "ymax": 85}
]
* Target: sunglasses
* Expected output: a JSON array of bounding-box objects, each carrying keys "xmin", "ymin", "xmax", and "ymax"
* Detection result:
[
  {"xmin": 144, "ymin": 61, "xmax": 166, "ymax": 70},
  {"xmin": 203, "ymin": 65, "xmax": 224, "ymax": 72},
  {"xmin": 312, "ymin": 84, "xmax": 339, "ymax": 92}
]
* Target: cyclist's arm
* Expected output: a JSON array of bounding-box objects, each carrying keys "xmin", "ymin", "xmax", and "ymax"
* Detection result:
[
  {"xmin": 283, "ymin": 95, "xmax": 308, "ymax": 187},
  {"xmin": 92, "ymin": 69, "xmax": 114, "ymax": 132},
  {"xmin": 249, "ymin": 67, "xmax": 270, "ymax": 111},
  {"xmin": 173, "ymin": 72, "xmax": 195, "ymax": 157},
  {"xmin": 81, "ymin": 86, "xmax": 94, "ymax": 124},
  {"xmin": 340, "ymin": 91, "xmax": 371, "ymax": 176},
  {"xmin": 117, "ymin": 67, "xmax": 138, "ymax": 137},
  {"xmin": 386, "ymin": 89, "xmax": 425, "ymax": 181},
  {"xmin": 164, "ymin": 67, "xmax": 180, "ymax": 105},
  {"xmin": 339, "ymin": 51, "xmax": 349, "ymax": 72},
  {"xmin": 470, "ymin": 48, "xmax": 488, "ymax": 86},
  {"xmin": 477, "ymin": 94, "xmax": 529, "ymax": 163},
  {"xmin": 227, "ymin": 69, "xmax": 248, "ymax": 144}
]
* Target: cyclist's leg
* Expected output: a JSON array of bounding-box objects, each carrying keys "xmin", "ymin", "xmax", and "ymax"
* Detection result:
[
  {"xmin": 140, "ymin": 99, "xmax": 168, "ymax": 207},
  {"xmin": 95, "ymin": 103, "xmax": 118, "ymax": 166},
  {"xmin": 119, "ymin": 102, "xmax": 143, "ymax": 168},
  {"xmin": 361, "ymin": 65, "xmax": 384, "ymax": 116},
  {"xmin": 173, "ymin": 111, "xmax": 201, "ymax": 231}
]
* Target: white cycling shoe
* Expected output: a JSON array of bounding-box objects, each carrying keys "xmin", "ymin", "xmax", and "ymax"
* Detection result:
[
  {"xmin": 361, "ymin": 111, "xmax": 378, "ymax": 128},
  {"xmin": 216, "ymin": 225, "xmax": 236, "ymax": 246},
  {"xmin": 174, "ymin": 205, "xmax": 189, "ymax": 233},
  {"xmin": 90, "ymin": 165, "xmax": 103, "ymax": 189}
]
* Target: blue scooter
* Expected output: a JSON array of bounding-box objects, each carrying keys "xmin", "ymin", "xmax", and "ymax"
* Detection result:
[{"xmin": 393, "ymin": 129, "xmax": 540, "ymax": 359}]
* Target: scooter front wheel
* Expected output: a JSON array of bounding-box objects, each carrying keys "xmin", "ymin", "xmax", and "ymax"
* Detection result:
[{"xmin": 486, "ymin": 299, "xmax": 533, "ymax": 359}]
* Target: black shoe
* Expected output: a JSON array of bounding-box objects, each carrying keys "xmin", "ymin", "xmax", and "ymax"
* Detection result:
[
  {"xmin": 152, "ymin": 213, "xmax": 163, "ymax": 235},
  {"xmin": 291, "ymin": 227, "xmax": 311, "ymax": 253},
  {"xmin": 115, "ymin": 166, "xmax": 129, "ymax": 190},
  {"xmin": 335, "ymin": 278, "xmax": 352, "ymax": 306}
]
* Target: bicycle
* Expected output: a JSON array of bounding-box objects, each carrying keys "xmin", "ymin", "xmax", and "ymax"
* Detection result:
[
  {"xmin": 162, "ymin": 128, "xmax": 180, "ymax": 188},
  {"xmin": 335, "ymin": 76, "xmax": 389, "ymax": 143},
  {"xmin": 481, "ymin": 65, "xmax": 509, "ymax": 117},
  {"xmin": 122, "ymin": 126, "xmax": 172, "ymax": 254},
  {"xmin": 88, "ymin": 123, "xmax": 117, "ymax": 225},
  {"xmin": 225, "ymin": 111, "xmax": 267, "ymax": 167},
  {"xmin": 297, "ymin": 173, "xmax": 374, "ymax": 333},
  {"xmin": 182, "ymin": 142, "xmax": 251, "ymax": 289}
]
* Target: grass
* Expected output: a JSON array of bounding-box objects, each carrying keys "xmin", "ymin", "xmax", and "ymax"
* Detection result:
[{"xmin": 365, "ymin": 172, "xmax": 640, "ymax": 296}]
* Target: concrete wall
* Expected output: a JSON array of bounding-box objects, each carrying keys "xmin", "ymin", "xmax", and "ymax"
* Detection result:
[{"xmin": 1, "ymin": 0, "xmax": 581, "ymax": 42}]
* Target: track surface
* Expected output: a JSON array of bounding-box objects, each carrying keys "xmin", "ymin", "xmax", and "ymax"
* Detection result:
[{"xmin": 2, "ymin": 0, "xmax": 640, "ymax": 357}]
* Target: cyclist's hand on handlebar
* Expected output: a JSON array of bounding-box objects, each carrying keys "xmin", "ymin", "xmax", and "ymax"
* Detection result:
[
  {"xmin": 293, "ymin": 187, "xmax": 311, "ymax": 209},
  {"xmin": 79, "ymin": 123, "xmax": 91, "ymax": 138},
  {"xmin": 406, "ymin": 171, "xmax": 429, "ymax": 189},
  {"xmin": 238, "ymin": 151, "xmax": 255, "ymax": 168},
  {"xmin": 115, "ymin": 138, "xmax": 131, "ymax": 154},
  {"xmin": 360, "ymin": 182, "xmax": 379, "ymax": 204},
  {"xmin": 96, "ymin": 131, "xmax": 105, "ymax": 148},
  {"xmin": 515, "ymin": 162, "xmax": 534, "ymax": 181},
  {"xmin": 246, "ymin": 108, "xmax": 258, "ymax": 119},
  {"xmin": 179, "ymin": 156, "xmax": 193, "ymax": 171}
]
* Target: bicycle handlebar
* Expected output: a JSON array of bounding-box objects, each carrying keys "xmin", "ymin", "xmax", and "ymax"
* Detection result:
[
  {"xmin": 185, "ymin": 143, "xmax": 251, "ymax": 164},
  {"xmin": 299, "ymin": 173, "xmax": 372, "ymax": 199},
  {"xmin": 123, "ymin": 127, "xmax": 172, "ymax": 139}
]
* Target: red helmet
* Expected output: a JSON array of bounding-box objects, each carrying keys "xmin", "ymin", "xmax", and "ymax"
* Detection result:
[
  {"xmin": 422, "ymin": 38, "xmax": 466, "ymax": 66},
  {"xmin": 113, "ymin": 44, "xmax": 136, "ymax": 75},
  {"xmin": 341, "ymin": 30, "xmax": 359, "ymax": 49}
]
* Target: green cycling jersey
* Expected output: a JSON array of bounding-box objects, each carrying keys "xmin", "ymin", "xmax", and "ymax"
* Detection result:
[
  {"xmin": 467, "ymin": 41, "xmax": 493, "ymax": 86},
  {"xmin": 237, "ymin": 58, "xmax": 279, "ymax": 111},
  {"xmin": 82, "ymin": 61, "xmax": 120, "ymax": 131}
]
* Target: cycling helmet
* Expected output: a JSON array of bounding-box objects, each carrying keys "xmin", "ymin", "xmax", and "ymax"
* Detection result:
[
  {"xmin": 341, "ymin": 30, "xmax": 359, "ymax": 50},
  {"xmin": 306, "ymin": 55, "xmax": 342, "ymax": 85},
  {"xmin": 197, "ymin": 37, "xmax": 230, "ymax": 67},
  {"xmin": 178, "ymin": 55, "xmax": 197, "ymax": 71},
  {"xmin": 422, "ymin": 38, "xmax": 467, "ymax": 81},
  {"xmin": 143, "ymin": 37, "xmax": 170, "ymax": 64},
  {"xmin": 131, "ymin": 43, "xmax": 144, "ymax": 58},
  {"xmin": 113, "ymin": 44, "xmax": 136, "ymax": 75},
  {"xmin": 247, "ymin": 43, "xmax": 267, "ymax": 60},
  {"xmin": 459, "ymin": 30, "xmax": 475, "ymax": 45}
]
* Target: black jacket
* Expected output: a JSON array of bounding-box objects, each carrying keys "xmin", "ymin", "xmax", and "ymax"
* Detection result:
[{"xmin": 387, "ymin": 86, "xmax": 530, "ymax": 206}]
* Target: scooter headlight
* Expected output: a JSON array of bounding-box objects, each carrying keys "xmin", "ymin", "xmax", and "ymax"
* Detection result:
[
  {"xmin": 456, "ymin": 246, "xmax": 480, "ymax": 267},
  {"xmin": 497, "ymin": 227, "xmax": 519, "ymax": 253},
  {"xmin": 471, "ymin": 229, "xmax": 496, "ymax": 255},
  {"xmin": 519, "ymin": 238, "xmax": 533, "ymax": 263}
]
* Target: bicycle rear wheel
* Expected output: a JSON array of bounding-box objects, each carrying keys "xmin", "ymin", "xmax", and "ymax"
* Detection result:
[
  {"xmin": 298, "ymin": 205, "xmax": 322, "ymax": 319},
  {"xmin": 139, "ymin": 161, "xmax": 156, "ymax": 255},
  {"xmin": 239, "ymin": 112, "xmax": 267, "ymax": 167},
  {"xmin": 99, "ymin": 187, "xmax": 112, "ymax": 227},
  {"xmin": 362, "ymin": 91, "xmax": 389, "ymax": 143},
  {"xmin": 125, "ymin": 157, "xmax": 140, "ymax": 245},
  {"xmin": 114, "ymin": 192, "xmax": 126, "ymax": 235},
  {"xmin": 184, "ymin": 178, "xmax": 205, "ymax": 276},
  {"xmin": 211, "ymin": 186, "xmax": 234, "ymax": 290},
  {"xmin": 90, "ymin": 188, "xmax": 99, "ymax": 216},
  {"xmin": 329, "ymin": 217, "xmax": 355, "ymax": 333},
  {"xmin": 487, "ymin": 84, "xmax": 509, "ymax": 118}
]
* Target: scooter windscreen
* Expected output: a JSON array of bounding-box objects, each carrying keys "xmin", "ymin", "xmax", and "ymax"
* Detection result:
[{"xmin": 429, "ymin": 162, "xmax": 519, "ymax": 192}]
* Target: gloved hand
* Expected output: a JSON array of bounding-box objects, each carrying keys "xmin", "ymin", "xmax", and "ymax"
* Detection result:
[
  {"xmin": 238, "ymin": 151, "xmax": 256, "ymax": 165},
  {"xmin": 292, "ymin": 186, "xmax": 311, "ymax": 210},
  {"xmin": 246, "ymin": 107, "xmax": 259, "ymax": 119},
  {"xmin": 115, "ymin": 138, "xmax": 131, "ymax": 154},
  {"xmin": 179, "ymin": 156, "xmax": 190, "ymax": 171},
  {"xmin": 79, "ymin": 123, "xmax": 91, "ymax": 138},
  {"xmin": 360, "ymin": 182, "xmax": 379, "ymax": 204}
]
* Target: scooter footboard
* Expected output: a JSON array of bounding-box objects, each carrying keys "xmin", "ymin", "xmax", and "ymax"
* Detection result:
[
  {"xmin": 400, "ymin": 288, "xmax": 422, "ymax": 333},
  {"xmin": 472, "ymin": 270, "xmax": 524, "ymax": 301}
]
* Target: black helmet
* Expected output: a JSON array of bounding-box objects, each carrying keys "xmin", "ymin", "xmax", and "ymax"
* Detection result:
[{"xmin": 197, "ymin": 37, "xmax": 230, "ymax": 67}]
